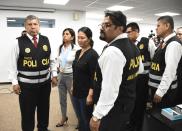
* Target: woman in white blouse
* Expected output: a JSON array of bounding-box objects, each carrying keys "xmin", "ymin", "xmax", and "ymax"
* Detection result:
[{"xmin": 56, "ymin": 28, "xmax": 79, "ymax": 128}]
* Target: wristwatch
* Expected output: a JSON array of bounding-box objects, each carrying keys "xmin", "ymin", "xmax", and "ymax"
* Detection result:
[{"xmin": 92, "ymin": 116, "xmax": 100, "ymax": 122}]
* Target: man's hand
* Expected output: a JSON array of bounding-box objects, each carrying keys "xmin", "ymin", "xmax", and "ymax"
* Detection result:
[
  {"xmin": 90, "ymin": 116, "xmax": 100, "ymax": 131},
  {"xmin": 153, "ymin": 94, "xmax": 162, "ymax": 103},
  {"xmin": 51, "ymin": 77, "xmax": 57, "ymax": 87},
  {"xmin": 13, "ymin": 84, "xmax": 21, "ymax": 95}
]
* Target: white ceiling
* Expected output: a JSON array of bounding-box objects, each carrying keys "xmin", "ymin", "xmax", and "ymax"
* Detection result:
[{"xmin": 0, "ymin": 0, "xmax": 181, "ymax": 27}]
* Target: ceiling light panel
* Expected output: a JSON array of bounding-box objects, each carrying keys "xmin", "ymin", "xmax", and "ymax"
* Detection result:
[
  {"xmin": 106, "ymin": 5, "xmax": 134, "ymax": 11},
  {"xmin": 155, "ymin": 12, "xmax": 180, "ymax": 16},
  {"xmin": 44, "ymin": 0, "xmax": 70, "ymax": 5}
]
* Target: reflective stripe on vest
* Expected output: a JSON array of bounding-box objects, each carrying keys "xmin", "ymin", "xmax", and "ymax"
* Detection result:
[
  {"xmin": 143, "ymin": 62, "xmax": 151, "ymax": 67},
  {"xmin": 140, "ymin": 70, "xmax": 149, "ymax": 74},
  {"xmin": 149, "ymin": 73, "xmax": 178, "ymax": 89},
  {"xmin": 149, "ymin": 74, "xmax": 177, "ymax": 81},
  {"xmin": 18, "ymin": 69, "xmax": 49, "ymax": 76},
  {"xmin": 148, "ymin": 81, "xmax": 177, "ymax": 89},
  {"xmin": 140, "ymin": 62, "xmax": 150, "ymax": 74},
  {"xmin": 18, "ymin": 72, "xmax": 50, "ymax": 83}
]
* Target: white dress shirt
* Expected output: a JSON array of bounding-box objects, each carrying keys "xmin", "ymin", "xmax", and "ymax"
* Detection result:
[
  {"xmin": 93, "ymin": 33, "xmax": 144, "ymax": 119},
  {"xmin": 155, "ymin": 33, "xmax": 182, "ymax": 97},
  {"xmin": 57, "ymin": 44, "xmax": 80, "ymax": 73},
  {"xmin": 8, "ymin": 33, "xmax": 57, "ymax": 85}
]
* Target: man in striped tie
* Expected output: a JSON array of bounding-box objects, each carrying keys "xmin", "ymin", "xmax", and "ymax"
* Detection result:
[{"xmin": 9, "ymin": 15, "xmax": 57, "ymax": 131}]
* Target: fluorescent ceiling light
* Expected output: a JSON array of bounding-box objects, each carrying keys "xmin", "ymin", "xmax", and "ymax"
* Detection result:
[
  {"xmin": 44, "ymin": 0, "xmax": 69, "ymax": 5},
  {"xmin": 155, "ymin": 12, "xmax": 180, "ymax": 16},
  {"xmin": 0, "ymin": 6, "xmax": 55, "ymax": 12},
  {"xmin": 128, "ymin": 18, "xmax": 143, "ymax": 22},
  {"xmin": 107, "ymin": 5, "xmax": 134, "ymax": 11}
]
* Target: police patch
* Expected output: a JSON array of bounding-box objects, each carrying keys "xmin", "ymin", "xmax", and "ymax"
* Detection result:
[
  {"xmin": 43, "ymin": 45, "xmax": 48, "ymax": 51},
  {"xmin": 25, "ymin": 48, "xmax": 31, "ymax": 53},
  {"xmin": 139, "ymin": 44, "xmax": 144, "ymax": 49}
]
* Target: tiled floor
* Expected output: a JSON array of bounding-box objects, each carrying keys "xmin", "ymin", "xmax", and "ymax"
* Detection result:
[{"xmin": 0, "ymin": 84, "xmax": 78, "ymax": 131}]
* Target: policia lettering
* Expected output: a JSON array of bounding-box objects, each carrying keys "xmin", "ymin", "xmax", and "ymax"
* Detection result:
[
  {"xmin": 94, "ymin": 55, "xmax": 141, "ymax": 81},
  {"xmin": 129, "ymin": 55, "xmax": 141, "ymax": 70},
  {"xmin": 150, "ymin": 62, "xmax": 160, "ymax": 71},
  {"xmin": 23, "ymin": 58, "xmax": 49, "ymax": 67},
  {"xmin": 140, "ymin": 55, "xmax": 144, "ymax": 62},
  {"xmin": 127, "ymin": 55, "xmax": 141, "ymax": 80}
]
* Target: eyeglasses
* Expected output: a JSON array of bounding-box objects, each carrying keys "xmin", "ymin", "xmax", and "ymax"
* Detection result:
[
  {"xmin": 98, "ymin": 23, "xmax": 114, "ymax": 29},
  {"xmin": 177, "ymin": 33, "xmax": 182, "ymax": 36},
  {"xmin": 126, "ymin": 30, "xmax": 134, "ymax": 34}
]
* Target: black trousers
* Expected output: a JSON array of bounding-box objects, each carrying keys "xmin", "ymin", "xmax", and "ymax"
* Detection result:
[
  {"xmin": 129, "ymin": 74, "xmax": 149, "ymax": 131},
  {"xmin": 99, "ymin": 102, "xmax": 134, "ymax": 131},
  {"xmin": 19, "ymin": 80, "xmax": 51, "ymax": 131}
]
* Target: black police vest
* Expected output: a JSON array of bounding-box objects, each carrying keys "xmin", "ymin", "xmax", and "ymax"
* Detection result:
[
  {"xmin": 137, "ymin": 37, "xmax": 151, "ymax": 73},
  {"xmin": 17, "ymin": 35, "xmax": 51, "ymax": 80},
  {"xmin": 149, "ymin": 36, "xmax": 182, "ymax": 89},
  {"xmin": 94, "ymin": 38, "xmax": 140, "ymax": 104}
]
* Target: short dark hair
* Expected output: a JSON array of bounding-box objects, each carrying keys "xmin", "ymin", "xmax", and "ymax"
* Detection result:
[
  {"xmin": 157, "ymin": 15, "xmax": 174, "ymax": 30},
  {"xmin": 78, "ymin": 27, "xmax": 94, "ymax": 47},
  {"xmin": 126, "ymin": 22, "xmax": 140, "ymax": 32},
  {"xmin": 104, "ymin": 10, "xmax": 127, "ymax": 30}
]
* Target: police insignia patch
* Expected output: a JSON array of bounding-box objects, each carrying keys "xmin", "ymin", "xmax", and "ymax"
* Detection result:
[
  {"xmin": 25, "ymin": 48, "xmax": 30, "ymax": 53},
  {"xmin": 43, "ymin": 45, "xmax": 48, "ymax": 51},
  {"xmin": 139, "ymin": 44, "xmax": 144, "ymax": 49}
]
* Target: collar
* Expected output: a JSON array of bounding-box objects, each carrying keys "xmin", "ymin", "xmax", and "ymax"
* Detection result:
[
  {"xmin": 135, "ymin": 35, "xmax": 142, "ymax": 45},
  {"xmin": 62, "ymin": 44, "xmax": 72, "ymax": 51},
  {"xmin": 136, "ymin": 35, "xmax": 142, "ymax": 42},
  {"xmin": 163, "ymin": 32, "xmax": 176, "ymax": 43},
  {"xmin": 27, "ymin": 33, "xmax": 39, "ymax": 41},
  {"xmin": 108, "ymin": 33, "xmax": 128, "ymax": 46}
]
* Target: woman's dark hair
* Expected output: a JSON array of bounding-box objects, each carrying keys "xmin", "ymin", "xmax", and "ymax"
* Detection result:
[
  {"xmin": 78, "ymin": 26, "xmax": 94, "ymax": 48},
  {"xmin": 59, "ymin": 28, "xmax": 75, "ymax": 54}
]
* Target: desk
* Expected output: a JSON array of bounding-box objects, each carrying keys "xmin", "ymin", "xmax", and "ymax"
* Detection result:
[{"xmin": 142, "ymin": 109, "xmax": 182, "ymax": 131}]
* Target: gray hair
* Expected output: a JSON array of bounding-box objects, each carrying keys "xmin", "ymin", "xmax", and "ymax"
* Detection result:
[{"xmin": 24, "ymin": 15, "xmax": 40, "ymax": 25}]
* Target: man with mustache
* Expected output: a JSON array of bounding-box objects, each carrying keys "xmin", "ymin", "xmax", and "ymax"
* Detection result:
[
  {"xmin": 9, "ymin": 15, "xmax": 57, "ymax": 131},
  {"xmin": 90, "ymin": 10, "xmax": 143, "ymax": 131}
]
